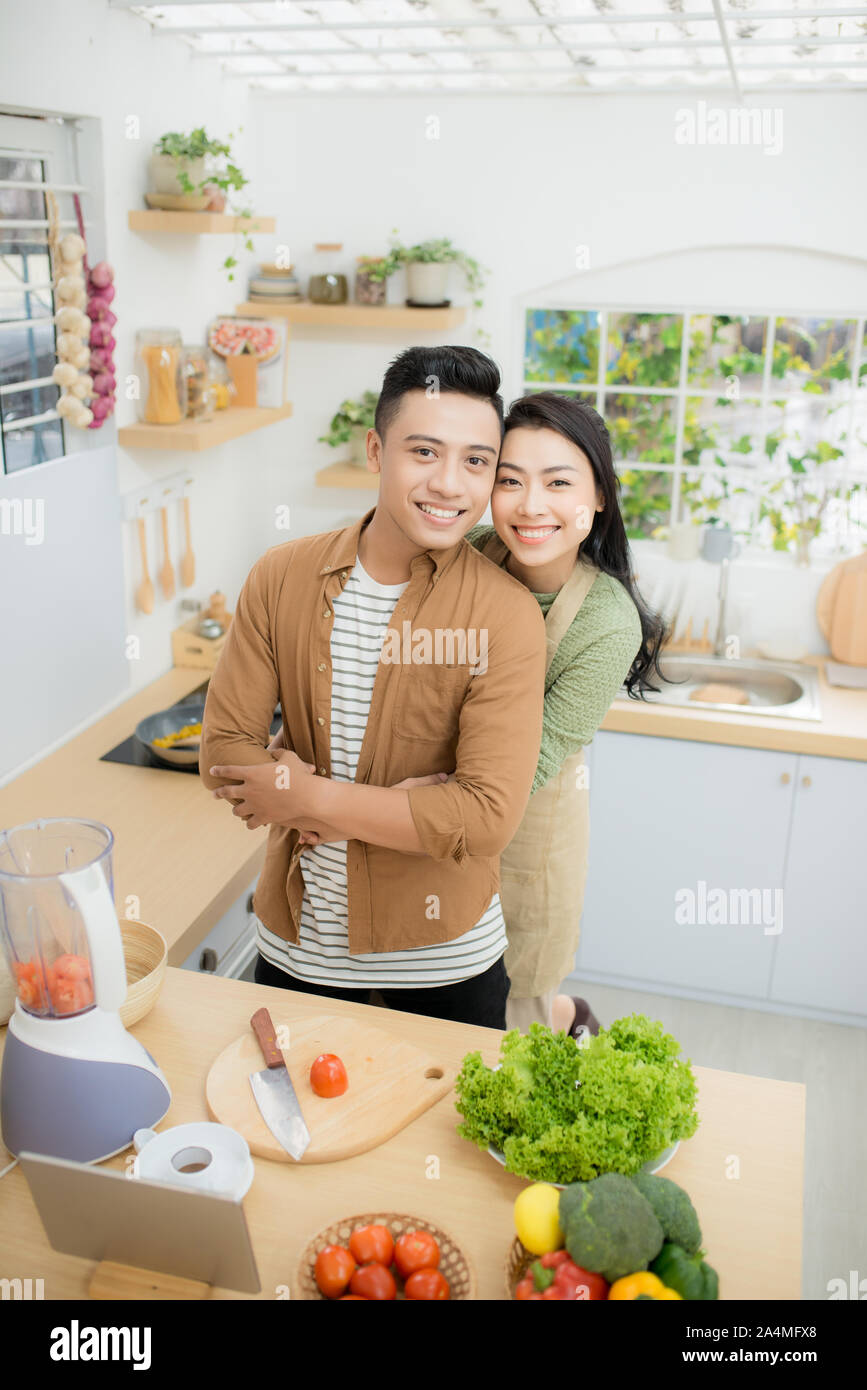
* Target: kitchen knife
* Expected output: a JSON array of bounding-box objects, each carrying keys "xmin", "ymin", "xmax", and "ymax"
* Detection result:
[{"xmin": 248, "ymin": 1007, "xmax": 311, "ymax": 1160}]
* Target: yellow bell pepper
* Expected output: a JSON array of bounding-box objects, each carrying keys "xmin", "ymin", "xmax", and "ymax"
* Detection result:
[{"xmin": 608, "ymin": 1271, "xmax": 683, "ymax": 1300}]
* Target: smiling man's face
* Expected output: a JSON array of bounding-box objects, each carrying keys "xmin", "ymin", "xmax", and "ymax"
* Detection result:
[{"xmin": 367, "ymin": 388, "xmax": 501, "ymax": 550}]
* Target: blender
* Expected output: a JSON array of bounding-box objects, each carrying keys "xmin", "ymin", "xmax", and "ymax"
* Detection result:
[{"xmin": 0, "ymin": 818, "xmax": 171, "ymax": 1162}]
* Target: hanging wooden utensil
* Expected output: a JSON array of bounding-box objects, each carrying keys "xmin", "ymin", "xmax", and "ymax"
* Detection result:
[
  {"xmin": 158, "ymin": 506, "xmax": 176, "ymax": 600},
  {"xmin": 135, "ymin": 516, "xmax": 154, "ymax": 614},
  {"xmin": 180, "ymin": 492, "xmax": 196, "ymax": 588}
]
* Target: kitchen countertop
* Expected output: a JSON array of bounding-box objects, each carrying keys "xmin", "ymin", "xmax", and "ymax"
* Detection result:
[
  {"xmin": 0, "ymin": 966, "xmax": 805, "ymax": 1300},
  {"xmin": 0, "ymin": 654, "xmax": 863, "ymax": 972}
]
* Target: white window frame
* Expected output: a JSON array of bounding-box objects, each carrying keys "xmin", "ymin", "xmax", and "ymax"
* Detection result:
[{"xmin": 516, "ymin": 302, "xmax": 866, "ymax": 557}]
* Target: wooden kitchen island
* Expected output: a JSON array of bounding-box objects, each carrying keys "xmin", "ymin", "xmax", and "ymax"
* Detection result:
[{"xmin": 0, "ymin": 966, "xmax": 805, "ymax": 1301}]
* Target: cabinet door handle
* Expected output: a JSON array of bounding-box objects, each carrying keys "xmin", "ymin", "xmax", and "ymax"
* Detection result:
[
  {"xmin": 780, "ymin": 772, "xmax": 791, "ymax": 785},
  {"xmin": 802, "ymin": 775, "xmax": 812, "ymax": 788}
]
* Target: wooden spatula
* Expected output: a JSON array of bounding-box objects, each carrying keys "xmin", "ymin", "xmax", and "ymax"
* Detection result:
[
  {"xmin": 158, "ymin": 506, "xmax": 176, "ymax": 600},
  {"xmin": 180, "ymin": 493, "xmax": 196, "ymax": 588},
  {"xmin": 135, "ymin": 517, "xmax": 154, "ymax": 614}
]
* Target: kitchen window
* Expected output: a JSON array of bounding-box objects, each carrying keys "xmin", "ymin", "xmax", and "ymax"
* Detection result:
[
  {"xmin": 0, "ymin": 113, "xmax": 87, "ymax": 474},
  {"xmin": 521, "ymin": 307, "xmax": 867, "ymax": 557}
]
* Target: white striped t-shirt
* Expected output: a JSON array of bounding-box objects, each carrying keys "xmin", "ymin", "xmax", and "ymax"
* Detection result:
[{"xmin": 257, "ymin": 554, "xmax": 508, "ymax": 988}]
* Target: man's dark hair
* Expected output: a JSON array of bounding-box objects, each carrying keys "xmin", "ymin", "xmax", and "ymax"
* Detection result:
[{"xmin": 374, "ymin": 345, "xmax": 504, "ymax": 441}]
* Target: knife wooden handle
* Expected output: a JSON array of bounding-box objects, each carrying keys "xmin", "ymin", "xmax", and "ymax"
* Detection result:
[{"xmin": 251, "ymin": 1007, "xmax": 284, "ymax": 1069}]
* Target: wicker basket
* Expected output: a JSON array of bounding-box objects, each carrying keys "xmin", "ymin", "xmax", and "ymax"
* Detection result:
[
  {"xmin": 504, "ymin": 1236, "xmax": 537, "ymax": 1300},
  {"xmin": 294, "ymin": 1212, "xmax": 476, "ymax": 1301},
  {"xmin": 119, "ymin": 920, "xmax": 167, "ymax": 1028}
]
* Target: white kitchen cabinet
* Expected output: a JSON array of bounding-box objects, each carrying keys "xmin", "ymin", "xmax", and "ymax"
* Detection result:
[
  {"xmin": 577, "ymin": 732, "xmax": 796, "ymax": 999},
  {"xmin": 768, "ymin": 754, "xmax": 867, "ymax": 1016},
  {"xmin": 181, "ymin": 879, "xmax": 259, "ymax": 978}
]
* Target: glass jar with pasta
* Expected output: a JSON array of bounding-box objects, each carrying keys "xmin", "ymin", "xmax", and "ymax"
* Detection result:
[{"xmin": 134, "ymin": 328, "xmax": 187, "ymax": 424}]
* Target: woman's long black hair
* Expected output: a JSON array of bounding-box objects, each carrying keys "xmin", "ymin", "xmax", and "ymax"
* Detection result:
[{"xmin": 503, "ymin": 391, "xmax": 665, "ymax": 698}]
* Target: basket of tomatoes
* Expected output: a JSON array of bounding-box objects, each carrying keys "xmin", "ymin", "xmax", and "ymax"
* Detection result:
[{"xmin": 295, "ymin": 1213, "xmax": 475, "ymax": 1301}]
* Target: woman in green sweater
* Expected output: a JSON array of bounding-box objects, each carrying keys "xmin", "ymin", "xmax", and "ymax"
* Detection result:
[{"xmin": 466, "ymin": 391, "xmax": 665, "ymax": 1037}]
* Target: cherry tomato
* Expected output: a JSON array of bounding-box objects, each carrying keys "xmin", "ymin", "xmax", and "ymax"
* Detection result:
[
  {"xmin": 314, "ymin": 1245, "xmax": 356, "ymax": 1299},
  {"xmin": 405, "ymin": 1269, "xmax": 450, "ymax": 1301},
  {"xmin": 393, "ymin": 1230, "xmax": 440, "ymax": 1278},
  {"xmin": 349, "ymin": 1262, "xmax": 396, "ymax": 1301},
  {"xmin": 310, "ymin": 1053, "xmax": 348, "ymax": 1098},
  {"xmin": 349, "ymin": 1224, "xmax": 394, "ymax": 1267},
  {"xmin": 53, "ymin": 953, "xmax": 92, "ymax": 981},
  {"xmin": 540, "ymin": 1249, "xmax": 571, "ymax": 1269}
]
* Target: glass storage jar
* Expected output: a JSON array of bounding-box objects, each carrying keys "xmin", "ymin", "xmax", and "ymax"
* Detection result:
[
  {"xmin": 182, "ymin": 345, "xmax": 214, "ymax": 420},
  {"xmin": 308, "ymin": 243, "xmax": 348, "ymax": 305},
  {"xmin": 134, "ymin": 328, "xmax": 186, "ymax": 424},
  {"xmin": 354, "ymin": 257, "xmax": 388, "ymax": 306}
]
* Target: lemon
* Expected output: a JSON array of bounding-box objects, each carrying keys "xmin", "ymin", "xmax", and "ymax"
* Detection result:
[{"xmin": 513, "ymin": 1182, "xmax": 563, "ymax": 1254}]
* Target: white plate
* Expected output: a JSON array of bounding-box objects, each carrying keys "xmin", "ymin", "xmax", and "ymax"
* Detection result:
[{"xmin": 487, "ymin": 1139, "xmax": 681, "ymax": 1189}]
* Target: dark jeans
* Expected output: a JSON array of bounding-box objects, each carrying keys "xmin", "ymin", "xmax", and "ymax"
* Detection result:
[{"xmin": 253, "ymin": 951, "xmax": 510, "ymax": 1030}]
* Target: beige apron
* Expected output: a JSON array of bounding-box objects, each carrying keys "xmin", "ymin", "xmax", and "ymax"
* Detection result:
[{"xmin": 479, "ymin": 535, "xmax": 599, "ymax": 999}]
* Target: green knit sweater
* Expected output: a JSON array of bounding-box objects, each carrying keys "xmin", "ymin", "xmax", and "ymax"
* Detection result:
[{"xmin": 466, "ymin": 524, "xmax": 643, "ymax": 794}]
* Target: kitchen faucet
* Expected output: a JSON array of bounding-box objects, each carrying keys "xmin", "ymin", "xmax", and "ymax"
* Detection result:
[{"xmin": 713, "ymin": 556, "xmax": 731, "ymax": 658}]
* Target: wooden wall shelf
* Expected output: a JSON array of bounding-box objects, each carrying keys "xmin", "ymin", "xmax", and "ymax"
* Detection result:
[
  {"xmin": 316, "ymin": 461, "xmax": 378, "ymax": 489},
  {"xmin": 236, "ymin": 301, "xmax": 467, "ymax": 330},
  {"xmin": 118, "ymin": 404, "xmax": 293, "ymax": 452},
  {"xmin": 128, "ymin": 211, "xmax": 276, "ymax": 235}
]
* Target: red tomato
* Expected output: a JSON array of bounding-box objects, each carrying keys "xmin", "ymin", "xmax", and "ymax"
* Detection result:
[
  {"xmin": 53, "ymin": 953, "xmax": 92, "ymax": 981},
  {"xmin": 393, "ymin": 1230, "xmax": 440, "ymax": 1278},
  {"xmin": 314, "ymin": 1245, "xmax": 356, "ymax": 1299},
  {"xmin": 405, "ymin": 1269, "xmax": 450, "ymax": 1301},
  {"xmin": 310, "ymin": 1053, "xmax": 348, "ymax": 1098},
  {"xmin": 349, "ymin": 1262, "xmax": 396, "ymax": 1301},
  {"xmin": 338, "ymin": 1295, "xmax": 367, "ymax": 1300},
  {"xmin": 349, "ymin": 1224, "xmax": 394, "ymax": 1267}
]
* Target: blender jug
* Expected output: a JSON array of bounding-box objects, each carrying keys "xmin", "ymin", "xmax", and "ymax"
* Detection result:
[
  {"xmin": 0, "ymin": 818, "xmax": 170, "ymax": 1163},
  {"xmin": 0, "ymin": 818, "xmax": 125, "ymax": 1018}
]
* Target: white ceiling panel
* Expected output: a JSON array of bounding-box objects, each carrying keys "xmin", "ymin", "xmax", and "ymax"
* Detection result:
[{"xmin": 112, "ymin": 1, "xmax": 867, "ymax": 93}]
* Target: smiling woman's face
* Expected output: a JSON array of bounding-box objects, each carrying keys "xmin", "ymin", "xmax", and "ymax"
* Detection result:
[{"xmin": 491, "ymin": 425, "xmax": 603, "ymax": 575}]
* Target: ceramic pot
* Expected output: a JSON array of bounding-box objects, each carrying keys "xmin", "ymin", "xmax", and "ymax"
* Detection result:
[
  {"xmin": 406, "ymin": 260, "xmax": 450, "ymax": 305},
  {"xmin": 701, "ymin": 523, "xmax": 740, "ymax": 564},
  {"xmin": 667, "ymin": 522, "xmax": 701, "ymax": 562},
  {"xmin": 348, "ymin": 425, "xmax": 370, "ymax": 468},
  {"xmin": 147, "ymin": 153, "xmax": 206, "ymax": 197}
]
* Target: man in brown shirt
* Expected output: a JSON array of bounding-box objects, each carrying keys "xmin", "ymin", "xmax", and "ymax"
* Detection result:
[{"xmin": 200, "ymin": 346, "xmax": 545, "ymax": 1027}]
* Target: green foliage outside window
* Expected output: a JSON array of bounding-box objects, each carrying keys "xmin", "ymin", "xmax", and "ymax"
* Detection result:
[{"xmin": 523, "ymin": 308, "xmax": 866, "ymax": 555}]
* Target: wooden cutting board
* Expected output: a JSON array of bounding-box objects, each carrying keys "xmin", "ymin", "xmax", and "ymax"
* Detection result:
[
  {"xmin": 206, "ymin": 1011, "xmax": 454, "ymax": 1164},
  {"xmin": 816, "ymin": 551, "xmax": 867, "ymax": 667}
]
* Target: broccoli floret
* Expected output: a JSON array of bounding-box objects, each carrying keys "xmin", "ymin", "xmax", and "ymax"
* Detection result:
[
  {"xmin": 559, "ymin": 1172, "xmax": 665, "ymax": 1283},
  {"xmin": 631, "ymin": 1173, "xmax": 702, "ymax": 1255}
]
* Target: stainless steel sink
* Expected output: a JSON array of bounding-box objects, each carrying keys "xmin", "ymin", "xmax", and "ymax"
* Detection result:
[{"xmin": 635, "ymin": 655, "xmax": 822, "ymax": 721}]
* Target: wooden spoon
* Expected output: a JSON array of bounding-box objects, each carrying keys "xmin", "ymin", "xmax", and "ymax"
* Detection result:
[
  {"xmin": 135, "ymin": 517, "xmax": 154, "ymax": 615},
  {"xmin": 158, "ymin": 506, "xmax": 176, "ymax": 600},
  {"xmin": 180, "ymin": 494, "xmax": 196, "ymax": 588}
]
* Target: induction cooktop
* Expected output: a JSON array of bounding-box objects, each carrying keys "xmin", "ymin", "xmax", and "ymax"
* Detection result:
[{"xmin": 100, "ymin": 679, "xmax": 282, "ymax": 773}]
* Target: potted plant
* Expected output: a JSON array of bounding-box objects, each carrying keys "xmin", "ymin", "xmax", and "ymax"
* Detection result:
[
  {"xmin": 354, "ymin": 252, "xmax": 400, "ymax": 306},
  {"xmin": 319, "ymin": 390, "xmax": 379, "ymax": 468},
  {"xmin": 149, "ymin": 128, "xmax": 244, "ymax": 201},
  {"xmin": 391, "ymin": 236, "xmax": 486, "ymax": 309},
  {"xmin": 148, "ymin": 128, "xmax": 254, "ymax": 279}
]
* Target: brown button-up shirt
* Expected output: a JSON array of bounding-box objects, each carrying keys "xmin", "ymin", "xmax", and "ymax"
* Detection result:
[{"xmin": 199, "ymin": 507, "xmax": 546, "ymax": 954}]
